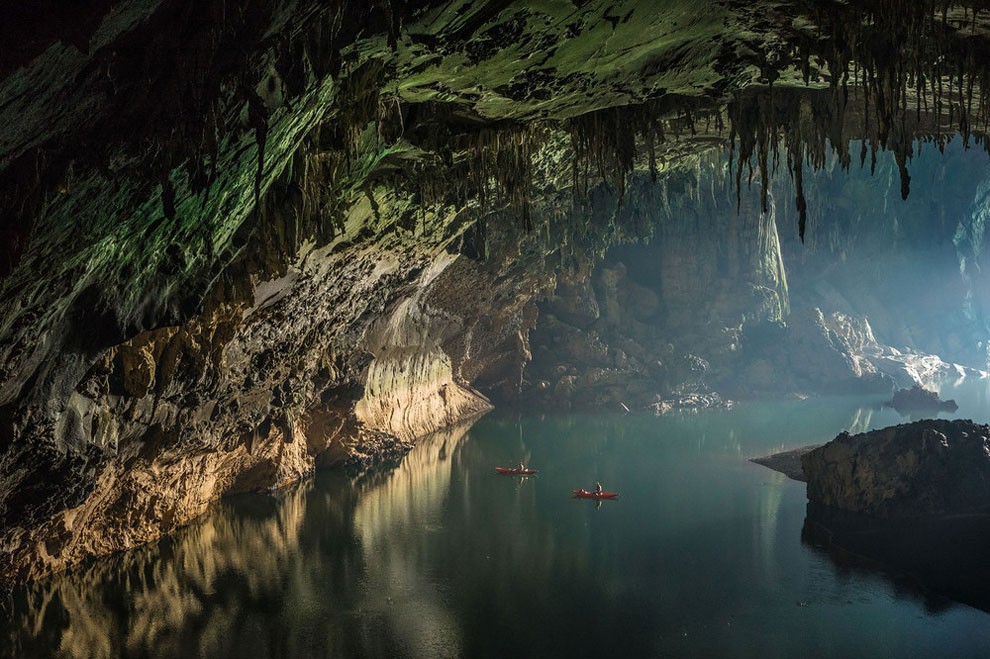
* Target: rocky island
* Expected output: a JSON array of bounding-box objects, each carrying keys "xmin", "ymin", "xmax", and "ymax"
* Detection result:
[
  {"xmin": 795, "ymin": 419, "xmax": 990, "ymax": 611},
  {"xmin": 801, "ymin": 419, "xmax": 990, "ymax": 518},
  {"xmin": 886, "ymin": 384, "xmax": 960, "ymax": 415}
]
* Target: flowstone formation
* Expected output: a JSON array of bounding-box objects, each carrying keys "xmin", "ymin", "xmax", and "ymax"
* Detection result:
[{"xmin": 3, "ymin": 0, "xmax": 990, "ymax": 583}]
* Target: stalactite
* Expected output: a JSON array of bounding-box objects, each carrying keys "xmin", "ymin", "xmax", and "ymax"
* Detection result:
[
  {"xmin": 717, "ymin": 0, "xmax": 990, "ymax": 237},
  {"xmin": 567, "ymin": 96, "xmax": 719, "ymax": 203},
  {"xmin": 245, "ymin": 86, "xmax": 270, "ymax": 214}
]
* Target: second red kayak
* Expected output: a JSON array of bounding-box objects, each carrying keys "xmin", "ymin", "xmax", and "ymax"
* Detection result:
[
  {"xmin": 496, "ymin": 467, "xmax": 539, "ymax": 475},
  {"xmin": 572, "ymin": 489, "xmax": 619, "ymax": 499}
]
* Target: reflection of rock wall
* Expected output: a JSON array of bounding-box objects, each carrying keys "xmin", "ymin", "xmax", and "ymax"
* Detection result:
[
  {"xmin": 6, "ymin": 479, "xmax": 324, "ymax": 659},
  {"xmin": 353, "ymin": 420, "xmax": 473, "ymax": 542},
  {"xmin": 349, "ymin": 422, "xmax": 477, "ymax": 657},
  {"xmin": 803, "ymin": 501, "xmax": 990, "ymax": 613}
]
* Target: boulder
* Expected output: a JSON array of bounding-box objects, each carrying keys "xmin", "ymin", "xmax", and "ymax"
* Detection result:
[
  {"xmin": 886, "ymin": 384, "xmax": 958, "ymax": 414},
  {"xmin": 801, "ymin": 419, "xmax": 990, "ymax": 519},
  {"xmin": 544, "ymin": 280, "xmax": 600, "ymax": 329}
]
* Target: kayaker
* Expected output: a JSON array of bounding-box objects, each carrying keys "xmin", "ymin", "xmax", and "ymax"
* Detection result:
[
  {"xmin": 518, "ymin": 461, "xmax": 526, "ymax": 472},
  {"xmin": 595, "ymin": 480, "xmax": 603, "ymax": 494}
]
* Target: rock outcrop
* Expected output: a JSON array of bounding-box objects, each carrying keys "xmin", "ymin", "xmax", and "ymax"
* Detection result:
[
  {"xmin": 886, "ymin": 385, "xmax": 959, "ymax": 415},
  {"xmin": 801, "ymin": 419, "xmax": 990, "ymax": 519},
  {"xmin": 773, "ymin": 308, "xmax": 892, "ymax": 394}
]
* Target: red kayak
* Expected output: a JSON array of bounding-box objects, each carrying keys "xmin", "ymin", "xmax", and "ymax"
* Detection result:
[
  {"xmin": 496, "ymin": 467, "xmax": 539, "ymax": 475},
  {"xmin": 572, "ymin": 489, "xmax": 619, "ymax": 499}
]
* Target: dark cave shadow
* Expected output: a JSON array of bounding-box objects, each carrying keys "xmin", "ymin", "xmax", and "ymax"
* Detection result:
[{"xmin": 801, "ymin": 502, "xmax": 990, "ymax": 615}]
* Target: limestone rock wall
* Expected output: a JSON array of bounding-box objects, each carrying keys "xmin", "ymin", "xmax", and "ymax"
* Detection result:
[
  {"xmin": 355, "ymin": 255, "xmax": 494, "ymax": 441},
  {"xmin": 0, "ymin": 179, "xmax": 550, "ymax": 582}
]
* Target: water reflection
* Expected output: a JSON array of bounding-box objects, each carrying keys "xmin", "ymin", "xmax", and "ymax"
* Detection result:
[
  {"xmin": 350, "ymin": 423, "xmax": 472, "ymax": 658},
  {"xmin": 2, "ymin": 422, "xmax": 476, "ymax": 659},
  {"xmin": 3, "ymin": 386, "xmax": 990, "ymax": 658},
  {"xmin": 845, "ymin": 405, "xmax": 875, "ymax": 434},
  {"xmin": 794, "ymin": 378, "xmax": 990, "ymax": 617},
  {"xmin": 755, "ymin": 469, "xmax": 788, "ymax": 584},
  {"xmin": 4, "ymin": 476, "xmax": 354, "ymax": 658},
  {"xmin": 802, "ymin": 503, "xmax": 990, "ymax": 614}
]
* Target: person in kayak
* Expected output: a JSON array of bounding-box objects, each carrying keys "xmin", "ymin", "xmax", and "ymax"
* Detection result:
[
  {"xmin": 518, "ymin": 461, "xmax": 526, "ymax": 472},
  {"xmin": 595, "ymin": 480, "xmax": 603, "ymax": 494}
]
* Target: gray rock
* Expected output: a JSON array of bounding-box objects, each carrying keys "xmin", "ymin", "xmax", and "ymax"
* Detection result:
[
  {"xmin": 802, "ymin": 419, "xmax": 990, "ymax": 518},
  {"xmin": 887, "ymin": 385, "xmax": 958, "ymax": 415}
]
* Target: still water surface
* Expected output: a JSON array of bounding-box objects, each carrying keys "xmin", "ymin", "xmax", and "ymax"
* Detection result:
[{"xmin": 4, "ymin": 380, "xmax": 990, "ymax": 658}]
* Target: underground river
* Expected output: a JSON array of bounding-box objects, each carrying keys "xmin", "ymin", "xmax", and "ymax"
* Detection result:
[{"xmin": 4, "ymin": 379, "xmax": 990, "ymax": 658}]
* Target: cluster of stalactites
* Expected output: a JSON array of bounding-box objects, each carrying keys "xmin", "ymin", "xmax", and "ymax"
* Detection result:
[
  {"xmin": 423, "ymin": 122, "xmax": 542, "ymax": 228},
  {"xmin": 0, "ymin": 0, "xmax": 392, "ymax": 280},
  {"xmin": 567, "ymin": 96, "xmax": 723, "ymax": 201},
  {"xmin": 561, "ymin": 1, "xmax": 990, "ymax": 243},
  {"xmin": 769, "ymin": 0, "xmax": 990, "ymax": 240},
  {"xmin": 229, "ymin": 0, "xmax": 990, "ymax": 253}
]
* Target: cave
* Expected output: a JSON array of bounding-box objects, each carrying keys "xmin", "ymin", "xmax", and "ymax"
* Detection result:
[{"xmin": 2, "ymin": 1, "xmax": 990, "ymax": 656}]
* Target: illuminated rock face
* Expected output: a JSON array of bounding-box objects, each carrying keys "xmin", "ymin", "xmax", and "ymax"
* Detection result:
[
  {"xmin": 0, "ymin": 182, "xmax": 550, "ymax": 581},
  {"xmin": 3, "ymin": 0, "xmax": 990, "ymax": 583}
]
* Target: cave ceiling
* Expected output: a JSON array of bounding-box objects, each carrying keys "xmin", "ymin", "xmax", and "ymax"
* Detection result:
[
  {"xmin": 0, "ymin": 0, "xmax": 987, "ymax": 415},
  {"xmin": 4, "ymin": 0, "xmax": 990, "ymax": 258}
]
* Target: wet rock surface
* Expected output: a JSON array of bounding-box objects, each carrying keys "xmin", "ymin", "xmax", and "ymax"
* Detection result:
[{"xmin": 650, "ymin": 391, "xmax": 733, "ymax": 415}]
